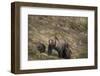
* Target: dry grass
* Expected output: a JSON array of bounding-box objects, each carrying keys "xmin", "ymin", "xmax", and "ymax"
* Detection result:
[{"xmin": 28, "ymin": 15, "xmax": 88, "ymax": 60}]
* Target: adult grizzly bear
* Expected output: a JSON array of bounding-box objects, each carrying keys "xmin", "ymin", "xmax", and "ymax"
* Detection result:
[{"xmin": 48, "ymin": 36, "xmax": 72, "ymax": 59}]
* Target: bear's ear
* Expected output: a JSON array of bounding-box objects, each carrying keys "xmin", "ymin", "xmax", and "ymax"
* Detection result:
[{"xmin": 48, "ymin": 39, "xmax": 52, "ymax": 44}]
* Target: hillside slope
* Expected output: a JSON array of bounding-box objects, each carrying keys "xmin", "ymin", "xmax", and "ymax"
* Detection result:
[{"xmin": 28, "ymin": 15, "xmax": 88, "ymax": 60}]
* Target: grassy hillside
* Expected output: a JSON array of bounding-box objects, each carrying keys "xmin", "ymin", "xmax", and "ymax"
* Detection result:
[{"xmin": 28, "ymin": 15, "xmax": 88, "ymax": 60}]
